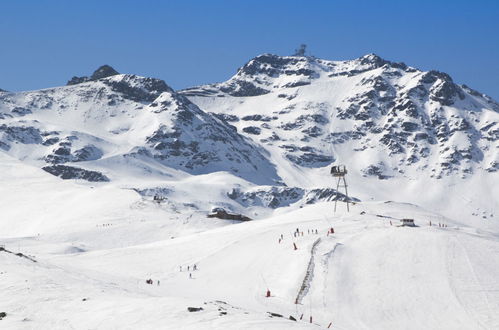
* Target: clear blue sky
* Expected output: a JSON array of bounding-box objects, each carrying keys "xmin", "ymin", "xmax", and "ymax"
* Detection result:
[{"xmin": 1, "ymin": 0, "xmax": 498, "ymax": 100}]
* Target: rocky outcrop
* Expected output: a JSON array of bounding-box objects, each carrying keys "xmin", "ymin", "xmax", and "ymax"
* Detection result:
[
  {"xmin": 42, "ymin": 165, "xmax": 109, "ymax": 182},
  {"xmin": 139, "ymin": 92, "xmax": 280, "ymax": 185},
  {"xmin": 227, "ymin": 186, "xmax": 357, "ymax": 209},
  {"xmin": 67, "ymin": 65, "xmax": 119, "ymax": 85},
  {"xmin": 207, "ymin": 208, "xmax": 251, "ymax": 221},
  {"xmin": 102, "ymin": 74, "xmax": 172, "ymax": 102}
]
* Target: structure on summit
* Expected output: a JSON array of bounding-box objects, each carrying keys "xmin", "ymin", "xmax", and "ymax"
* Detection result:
[
  {"xmin": 294, "ymin": 44, "xmax": 307, "ymax": 57},
  {"xmin": 331, "ymin": 165, "xmax": 350, "ymax": 213}
]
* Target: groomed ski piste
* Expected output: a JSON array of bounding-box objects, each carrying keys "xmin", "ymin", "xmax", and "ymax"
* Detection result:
[{"xmin": 1, "ymin": 152, "xmax": 499, "ymax": 330}]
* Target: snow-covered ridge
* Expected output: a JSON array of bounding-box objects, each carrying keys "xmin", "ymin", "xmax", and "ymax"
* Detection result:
[
  {"xmin": 183, "ymin": 53, "xmax": 498, "ymax": 180},
  {"xmin": 180, "ymin": 53, "xmax": 414, "ymax": 97},
  {"xmin": 0, "ymin": 56, "xmax": 499, "ymax": 330},
  {"xmin": 0, "ymin": 66, "xmax": 280, "ymax": 185},
  {"xmin": 0, "ymin": 55, "xmax": 497, "ymax": 222}
]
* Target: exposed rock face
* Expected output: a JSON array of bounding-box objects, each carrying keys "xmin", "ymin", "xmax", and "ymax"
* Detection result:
[
  {"xmin": 67, "ymin": 76, "xmax": 90, "ymax": 85},
  {"xmin": 183, "ymin": 53, "xmax": 498, "ymax": 179},
  {"xmin": 227, "ymin": 186, "xmax": 356, "ymax": 209},
  {"xmin": 73, "ymin": 145, "xmax": 103, "ymax": 162},
  {"xmin": 362, "ymin": 163, "xmax": 391, "ymax": 179},
  {"xmin": 90, "ymin": 65, "xmax": 119, "ymax": 80},
  {"xmin": 0, "ymin": 125, "xmax": 43, "ymax": 148},
  {"xmin": 42, "ymin": 165, "xmax": 109, "ymax": 182},
  {"xmin": 102, "ymin": 74, "xmax": 172, "ymax": 102},
  {"xmin": 242, "ymin": 126, "xmax": 261, "ymax": 135},
  {"xmin": 187, "ymin": 307, "xmax": 204, "ymax": 312},
  {"xmin": 136, "ymin": 92, "xmax": 280, "ymax": 185},
  {"xmin": 207, "ymin": 208, "xmax": 251, "ymax": 221},
  {"xmin": 44, "ymin": 138, "xmax": 103, "ymax": 164},
  {"xmin": 228, "ymin": 186, "xmax": 303, "ymax": 208},
  {"xmin": 67, "ymin": 65, "xmax": 120, "ymax": 85}
]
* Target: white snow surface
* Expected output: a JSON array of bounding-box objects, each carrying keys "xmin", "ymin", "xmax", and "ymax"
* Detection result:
[{"xmin": 0, "ymin": 54, "xmax": 498, "ymax": 329}]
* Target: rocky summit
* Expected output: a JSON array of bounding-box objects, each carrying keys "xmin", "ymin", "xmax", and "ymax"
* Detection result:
[
  {"xmin": 183, "ymin": 54, "xmax": 498, "ymax": 179},
  {"xmin": 67, "ymin": 64, "xmax": 120, "ymax": 85}
]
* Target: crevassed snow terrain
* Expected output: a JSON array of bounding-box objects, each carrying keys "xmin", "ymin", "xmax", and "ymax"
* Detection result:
[{"xmin": 0, "ymin": 55, "xmax": 498, "ymax": 329}]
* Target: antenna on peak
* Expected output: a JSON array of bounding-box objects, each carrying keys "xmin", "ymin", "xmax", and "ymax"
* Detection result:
[{"xmin": 294, "ymin": 44, "xmax": 307, "ymax": 57}]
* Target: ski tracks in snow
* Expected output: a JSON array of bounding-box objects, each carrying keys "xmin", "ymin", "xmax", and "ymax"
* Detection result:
[{"xmin": 446, "ymin": 233, "xmax": 499, "ymax": 329}]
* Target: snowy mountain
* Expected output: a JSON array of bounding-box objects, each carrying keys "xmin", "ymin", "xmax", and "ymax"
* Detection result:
[
  {"xmin": 182, "ymin": 53, "xmax": 499, "ymax": 222},
  {"xmin": 182, "ymin": 53, "xmax": 498, "ymax": 177},
  {"xmin": 1, "ymin": 55, "xmax": 498, "ymax": 329},
  {"xmin": 0, "ymin": 66, "xmax": 280, "ymax": 185}
]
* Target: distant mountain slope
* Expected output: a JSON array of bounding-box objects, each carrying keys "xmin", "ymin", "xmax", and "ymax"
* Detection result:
[
  {"xmin": 0, "ymin": 66, "xmax": 280, "ymax": 185},
  {"xmin": 0, "ymin": 55, "xmax": 497, "ymax": 222},
  {"xmin": 181, "ymin": 53, "xmax": 499, "ymax": 179}
]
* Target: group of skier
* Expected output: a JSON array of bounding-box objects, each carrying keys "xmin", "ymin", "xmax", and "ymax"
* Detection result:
[
  {"xmin": 145, "ymin": 263, "xmax": 199, "ymax": 285},
  {"xmin": 278, "ymin": 226, "xmax": 335, "ymax": 244},
  {"xmin": 145, "ymin": 278, "xmax": 160, "ymax": 286},
  {"xmin": 179, "ymin": 264, "xmax": 198, "ymax": 279}
]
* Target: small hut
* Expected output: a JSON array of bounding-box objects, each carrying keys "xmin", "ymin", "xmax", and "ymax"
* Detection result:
[{"xmin": 400, "ymin": 218, "xmax": 415, "ymax": 227}]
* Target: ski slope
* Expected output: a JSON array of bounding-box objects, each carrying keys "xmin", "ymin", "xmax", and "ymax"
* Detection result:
[{"xmin": 1, "ymin": 158, "xmax": 499, "ymax": 329}]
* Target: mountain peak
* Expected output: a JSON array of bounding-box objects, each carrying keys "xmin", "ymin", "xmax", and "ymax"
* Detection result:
[
  {"xmin": 357, "ymin": 53, "xmax": 388, "ymax": 66},
  {"xmin": 67, "ymin": 64, "xmax": 120, "ymax": 86},
  {"xmin": 236, "ymin": 53, "xmax": 316, "ymax": 78},
  {"xmin": 90, "ymin": 65, "xmax": 119, "ymax": 80}
]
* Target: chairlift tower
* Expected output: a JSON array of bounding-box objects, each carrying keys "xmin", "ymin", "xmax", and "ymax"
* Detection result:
[{"xmin": 330, "ymin": 165, "xmax": 350, "ymax": 213}]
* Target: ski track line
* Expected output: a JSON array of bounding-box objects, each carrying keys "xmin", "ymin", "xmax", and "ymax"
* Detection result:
[
  {"xmin": 321, "ymin": 242, "xmax": 340, "ymax": 309},
  {"xmin": 446, "ymin": 234, "xmax": 493, "ymax": 330},
  {"xmin": 454, "ymin": 234, "xmax": 499, "ymax": 329},
  {"xmin": 295, "ymin": 237, "xmax": 322, "ymax": 305}
]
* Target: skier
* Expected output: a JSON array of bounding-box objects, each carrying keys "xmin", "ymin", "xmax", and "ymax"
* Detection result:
[
  {"xmin": 189, "ymin": 273, "xmax": 192, "ymax": 279},
  {"xmin": 293, "ymin": 242, "xmax": 298, "ymax": 250},
  {"xmin": 193, "ymin": 264, "xmax": 197, "ymax": 271},
  {"xmin": 187, "ymin": 265, "xmax": 190, "ymax": 271},
  {"xmin": 180, "ymin": 265, "xmax": 182, "ymax": 272},
  {"xmin": 266, "ymin": 289, "xmax": 271, "ymax": 297},
  {"xmin": 157, "ymin": 280, "xmax": 160, "ymax": 286}
]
